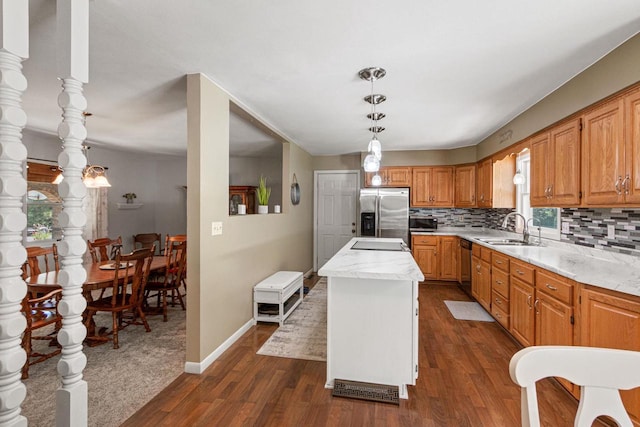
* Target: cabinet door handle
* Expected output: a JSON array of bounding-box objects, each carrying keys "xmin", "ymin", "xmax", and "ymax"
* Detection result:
[
  {"xmin": 534, "ymin": 299, "xmax": 540, "ymax": 314},
  {"xmin": 495, "ymin": 298, "xmax": 502, "ymax": 305},
  {"xmin": 623, "ymin": 174, "xmax": 630, "ymax": 195},
  {"xmin": 545, "ymin": 284, "xmax": 557, "ymax": 291},
  {"xmin": 548, "ymin": 185, "xmax": 553, "ymax": 198},
  {"xmin": 496, "ymin": 260, "xmax": 502, "ymax": 264},
  {"xmin": 476, "ymin": 265, "xmax": 481, "ymax": 272},
  {"xmin": 615, "ymin": 176, "xmax": 622, "ymax": 195},
  {"xmin": 495, "ymin": 280, "xmax": 503, "ymax": 285},
  {"xmin": 526, "ymin": 295, "xmax": 532, "ymax": 308},
  {"xmin": 516, "ymin": 269, "xmax": 524, "ymax": 275}
]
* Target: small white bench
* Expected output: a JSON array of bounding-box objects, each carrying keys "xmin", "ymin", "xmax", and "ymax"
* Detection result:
[{"xmin": 254, "ymin": 271, "xmax": 304, "ymax": 326}]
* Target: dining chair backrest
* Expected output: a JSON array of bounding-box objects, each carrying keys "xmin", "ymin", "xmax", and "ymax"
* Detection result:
[
  {"xmin": 509, "ymin": 345, "xmax": 640, "ymax": 427},
  {"xmin": 163, "ymin": 240, "xmax": 187, "ymax": 286},
  {"xmin": 22, "ymin": 244, "xmax": 59, "ymax": 280},
  {"xmin": 88, "ymin": 236, "xmax": 122, "ymax": 263},
  {"xmin": 109, "ymin": 247, "xmax": 154, "ymax": 310},
  {"xmin": 164, "ymin": 234, "xmax": 186, "ymax": 255},
  {"xmin": 21, "ymin": 287, "xmax": 63, "ymax": 378},
  {"xmin": 133, "ymin": 233, "xmax": 161, "ymax": 254}
]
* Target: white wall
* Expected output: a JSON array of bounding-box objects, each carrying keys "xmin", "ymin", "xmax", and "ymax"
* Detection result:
[{"xmin": 23, "ymin": 129, "xmax": 187, "ymax": 252}]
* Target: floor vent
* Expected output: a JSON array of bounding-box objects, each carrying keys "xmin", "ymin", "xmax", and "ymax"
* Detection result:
[{"xmin": 332, "ymin": 379, "xmax": 399, "ymax": 405}]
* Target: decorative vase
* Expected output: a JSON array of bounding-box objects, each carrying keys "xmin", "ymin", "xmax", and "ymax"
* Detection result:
[{"xmin": 258, "ymin": 205, "xmax": 268, "ymax": 214}]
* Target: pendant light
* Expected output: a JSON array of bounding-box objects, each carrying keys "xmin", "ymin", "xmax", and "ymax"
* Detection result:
[{"xmin": 359, "ymin": 67, "xmax": 386, "ymax": 173}]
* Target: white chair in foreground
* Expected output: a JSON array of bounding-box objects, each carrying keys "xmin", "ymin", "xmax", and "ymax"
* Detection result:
[{"xmin": 509, "ymin": 346, "xmax": 640, "ymax": 427}]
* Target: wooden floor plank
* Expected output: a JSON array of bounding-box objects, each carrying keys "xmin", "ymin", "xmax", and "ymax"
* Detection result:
[{"xmin": 124, "ymin": 282, "xmax": 580, "ymax": 426}]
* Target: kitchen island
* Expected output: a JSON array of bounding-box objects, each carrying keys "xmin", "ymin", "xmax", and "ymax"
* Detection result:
[{"xmin": 318, "ymin": 237, "xmax": 425, "ymax": 399}]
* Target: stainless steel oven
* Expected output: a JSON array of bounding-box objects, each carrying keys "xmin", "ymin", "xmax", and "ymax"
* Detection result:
[{"xmin": 459, "ymin": 238, "xmax": 472, "ymax": 297}]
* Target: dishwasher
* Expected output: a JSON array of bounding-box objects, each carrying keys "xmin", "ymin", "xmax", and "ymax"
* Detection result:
[{"xmin": 458, "ymin": 239, "xmax": 472, "ymax": 298}]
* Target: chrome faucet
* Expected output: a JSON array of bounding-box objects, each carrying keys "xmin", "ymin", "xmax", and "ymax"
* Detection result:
[{"xmin": 501, "ymin": 212, "xmax": 529, "ymax": 243}]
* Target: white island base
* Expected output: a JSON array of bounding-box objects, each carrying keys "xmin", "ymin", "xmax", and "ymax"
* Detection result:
[
  {"xmin": 325, "ymin": 276, "xmax": 418, "ymax": 399},
  {"xmin": 319, "ymin": 238, "xmax": 424, "ymax": 400}
]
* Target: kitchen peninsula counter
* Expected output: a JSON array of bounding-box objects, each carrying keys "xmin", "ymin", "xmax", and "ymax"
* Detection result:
[{"xmin": 318, "ymin": 238, "xmax": 424, "ymax": 399}]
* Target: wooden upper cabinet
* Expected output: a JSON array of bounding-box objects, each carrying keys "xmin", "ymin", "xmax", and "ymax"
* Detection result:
[
  {"xmin": 492, "ymin": 155, "xmax": 516, "ymax": 208},
  {"xmin": 455, "ymin": 164, "xmax": 476, "ymax": 207},
  {"xmin": 582, "ymin": 98, "xmax": 626, "ymax": 205},
  {"xmin": 530, "ymin": 132, "xmax": 551, "ymax": 206},
  {"xmin": 364, "ymin": 166, "xmax": 411, "ymax": 187},
  {"xmin": 476, "ymin": 158, "xmax": 493, "ymax": 207},
  {"xmin": 530, "ymin": 118, "xmax": 581, "ymax": 207},
  {"xmin": 411, "ymin": 167, "xmax": 454, "ymax": 207},
  {"xmin": 625, "ymin": 89, "xmax": 640, "ymax": 204}
]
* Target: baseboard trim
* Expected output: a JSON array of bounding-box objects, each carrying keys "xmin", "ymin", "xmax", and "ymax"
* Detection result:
[
  {"xmin": 304, "ymin": 268, "xmax": 314, "ymax": 278},
  {"xmin": 184, "ymin": 318, "xmax": 255, "ymax": 374}
]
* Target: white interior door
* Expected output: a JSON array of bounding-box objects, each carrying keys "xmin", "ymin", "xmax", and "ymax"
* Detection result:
[{"xmin": 315, "ymin": 171, "xmax": 359, "ymax": 270}]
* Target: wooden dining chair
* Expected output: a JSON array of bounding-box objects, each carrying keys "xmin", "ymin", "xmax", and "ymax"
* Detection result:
[
  {"xmin": 133, "ymin": 233, "xmax": 161, "ymax": 254},
  {"xmin": 165, "ymin": 234, "xmax": 187, "ymax": 299},
  {"xmin": 22, "ymin": 244, "xmax": 60, "ymax": 283},
  {"xmin": 87, "ymin": 236, "xmax": 122, "ymax": 263},
  {"xmin": 84, "ymin": 247, "xmax": 154, "ymax": 349},
  {"xmin": 21, "ymin": 288, "xmax": 63, "ymax": 378},
  {"xmin": 145, "ymin": 240, "xmax": 186, "ymax": 321}
]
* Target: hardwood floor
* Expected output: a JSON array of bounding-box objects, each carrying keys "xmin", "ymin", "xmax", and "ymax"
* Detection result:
[{"xmin": 123, "ymin": 282, "xmax": 579, "ymax": 426}]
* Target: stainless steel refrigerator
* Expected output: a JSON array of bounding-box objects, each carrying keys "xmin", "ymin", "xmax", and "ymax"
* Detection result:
[{"xmin": 359, "ymin": 187, "xmax": 410, "ymax": 244}]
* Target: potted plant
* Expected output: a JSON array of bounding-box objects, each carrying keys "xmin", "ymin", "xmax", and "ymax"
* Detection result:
[
  {"xmin": 256, "ymin": 176, "xmax": 271, "ymax": 214},
  {"xmin": 123, "ymin": 192, "xmax": 137, "ymax": 204}
]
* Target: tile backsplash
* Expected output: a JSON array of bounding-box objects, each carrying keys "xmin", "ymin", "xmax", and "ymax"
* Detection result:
[
  {"xmin": 561, "ymin": 208, "xmax": 640, "ymax": 256},
  {"xmin": 410, "ymin": 207, "xmax": 640, "ymax": 257}
]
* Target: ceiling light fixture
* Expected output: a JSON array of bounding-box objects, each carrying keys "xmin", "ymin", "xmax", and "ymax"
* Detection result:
[
  {"xmin": 82, "ymin": 146, "xmax": 111, "ymax": 188},
  {"xmin": 359, "ymin": 67, "xmax": 386, "ymax": 175}
]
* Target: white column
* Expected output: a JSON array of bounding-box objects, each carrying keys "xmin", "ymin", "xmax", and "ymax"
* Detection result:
[
  {"xmin": 55, "ymin": 1, "xmax": 89, "ymax": 426},
  {"xmin": 0, "ymin": 1, "xmax": 29, "ymax": 426}
]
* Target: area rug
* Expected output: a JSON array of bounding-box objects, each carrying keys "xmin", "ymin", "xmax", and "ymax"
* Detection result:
[
  {"xmin": 21, "ymin": 305, "xmax": 186, "ymax": 427},
  {"xmin": 257, "ymin": 278, "xmax": 327, "ymax": 362},
  {"xmin": 444, "ymin": 300, "xmax": 494, "ymax": 322}
]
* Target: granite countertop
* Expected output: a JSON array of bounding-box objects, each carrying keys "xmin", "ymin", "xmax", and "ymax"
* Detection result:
[
  {"xmin": 412, "ymin": 227, "xmax": 640, "ymax": 297},
  {"xmin": 318, "ymin": 237, "xmax": 425, "ymax": 282}
]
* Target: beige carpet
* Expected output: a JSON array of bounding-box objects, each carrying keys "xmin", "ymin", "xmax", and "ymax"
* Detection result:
[
  {"xmin": 257, "ymin": 278, "xmax": 327, "ymax": 361},
  {"xmin": 22, "ymin": 304, "xmax": 186, "ymax": 427}
]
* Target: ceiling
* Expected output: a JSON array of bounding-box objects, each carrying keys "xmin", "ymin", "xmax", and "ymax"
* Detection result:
[{"xmin": 22, "ymin": 1, "xmax": 640, "ymax": 157}]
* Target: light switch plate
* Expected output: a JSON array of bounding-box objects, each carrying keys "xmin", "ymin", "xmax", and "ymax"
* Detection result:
[
  {"xmin": 212, "ymin": 221, "xmax": 223, "ymax": 236},
  {"xmin": 607, "ymin": 224, "xmax": 615, "ymax": 239},
  {"xmin": 561, "ymin": 222, "xmax": 570, "ymax": 233}
]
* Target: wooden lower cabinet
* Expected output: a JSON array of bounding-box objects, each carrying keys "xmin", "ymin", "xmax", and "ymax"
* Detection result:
[
  {"xmin": 581, "ymin": 287, "xmax": 640, "ymax": 425},
  {"xmin": 412, "ymin": 235, "xmax": 458, "ymax": 281},
  {"xmin": 438, "ymin": 236, "xmax": 458, "ymax": 281},
  {"xmin": 412, "ymin": 236, "xmax": 437, "ymax": 280},
  {"xmin": 471, "ymin": 255, "xmax": 491, "ymax": 312},
  {"xmin": 510, "ymin": 277, "xmax": 535, "ymax": 347},
  {"xmin": 535, "ymin": 290, "xmax": 575, "ymax": 393}
]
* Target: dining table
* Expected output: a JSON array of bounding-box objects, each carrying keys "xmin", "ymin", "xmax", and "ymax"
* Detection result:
[
  {"xmin": 26, "ymin": 256, "xmax": 167, "ymax": 293},
  {"xmin": 26, "ymin": 256, "xmax": 168, "ymax": 343}
]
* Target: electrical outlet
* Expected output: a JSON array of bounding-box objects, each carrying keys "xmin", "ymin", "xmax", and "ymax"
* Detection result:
[
  {"xmin": 561, "ymin": 222, "xmax": 570, "ymax": 233},
  {"xmin": 458, "ymin": 215, "xmax": 464, "ymax": 222},
  {"xmin": 607, "ymin": 224, "xmax": 615, "ymax": 239},
  {"xmin": 212, "ymin": 221, "xmax": 223, "ymax": 236}
]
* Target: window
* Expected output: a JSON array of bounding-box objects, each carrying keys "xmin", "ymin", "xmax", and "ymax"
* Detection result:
[
  {"xmin": 515, "ymin": 152, "xmax": 560, "ymax": 241},
  {"xmin": 26, "ymin": 162, "xmax": 63, "ymax": 244}
]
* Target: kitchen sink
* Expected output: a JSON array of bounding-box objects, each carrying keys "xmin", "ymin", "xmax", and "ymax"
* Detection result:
[{"xmin": 478, "ymin": 238, "xmax": 535, "ymax": 246}]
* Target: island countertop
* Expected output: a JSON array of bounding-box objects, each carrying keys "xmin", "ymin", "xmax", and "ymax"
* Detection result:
[{"xmin": 318, "ymin": 237, "xmax": 425, "ymax": 282}]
